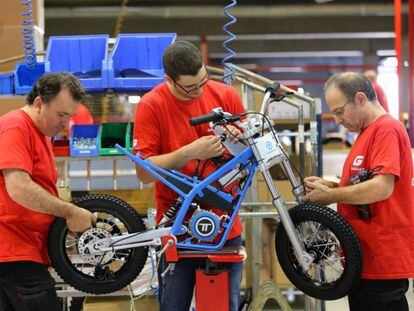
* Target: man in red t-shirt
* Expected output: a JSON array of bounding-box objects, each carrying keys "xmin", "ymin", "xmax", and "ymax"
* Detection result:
[
  {"xmin": 0, "ymin": 73, "xmax": 95, "ymax": 310},
  {"xmin": 70, "ymin": 103, "xmax": 93, "ymax": 127},
  {"xmin": 304, "ymin": 72, "xmax": 414, "ymax": 310},
  {"xmin": 59, "ymin": 103, "xmax": 94, "ymax": 139},
  {"xmin": 68, "ymin": 103, "xmax": 94, "ymax": 136},
  {"xmin": 364, "ymin": 70, "xmax": 389, "ymax": 112},
  {"xmin": 133, "ymin": 41, "xmax": 245, "ymax": 311}
]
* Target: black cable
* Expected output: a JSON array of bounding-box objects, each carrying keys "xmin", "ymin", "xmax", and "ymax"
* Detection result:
[
  {"xmin": 264, "ymin": 114, "xmax": 306, "ymax": 192},
  {"xmin": 219, "ymin": 163, "xmax": 244, "ymax": 188},
  {"xmin": 221, "ymin": 123, "xmax": 244, "ymax": 143},
  {"xmin": 102, "ymin": 110, "xmax": 307, "ymax": 252},
  {"xmin": 193, "ymin": 159, "xmax": 201, "ymax": 178},
  {"xmin": 238, "ymin": 111, "xmax": 306, "ymax": 192},
  {"xmin": 199, "ymin": 158, "xmax": 211, "ymax": 177},
  {"xmin": 217, "ymin": 111, "xmax": 306, "ymax": 192}
]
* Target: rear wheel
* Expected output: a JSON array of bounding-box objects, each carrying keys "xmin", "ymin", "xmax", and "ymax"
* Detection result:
[
  {"xmin": 48, "ymin": 194, "xmax": 148, "ymax": 294},
  {"xmin": 275, "ymin": 203, "xmax": 362, "ymax": 300}
]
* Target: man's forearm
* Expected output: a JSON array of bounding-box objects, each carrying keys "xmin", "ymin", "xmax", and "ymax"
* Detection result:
[
  {"xmin": 149, "ymin": 147, "xmax": 192, "ymax": 170},
  {"xmin": 136, "ymin": 146, "xmax": 193, "ymax": 183},
  {"xmin": 330, "ymin": 174, "xmax": 394, "ymax": 205},
  {"xmin": 135, "ymin": 134, "xmax": 223, "ymax": 183},
  {"xmin": 9, "ymin": 179, "xmax": 75, "ymax": 219}
]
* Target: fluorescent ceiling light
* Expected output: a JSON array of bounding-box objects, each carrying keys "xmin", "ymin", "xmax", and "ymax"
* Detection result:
[{"xmin": 211, "ymin": 51, "xmax": 364, "ymax": 59}]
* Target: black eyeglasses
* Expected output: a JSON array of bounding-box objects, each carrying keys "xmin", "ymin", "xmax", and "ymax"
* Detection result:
[
  {"xmin": 172, "ymin": 67, "xmax": 210, "ymax": 94},
  {"xmin": 332, "ymin": 100, "xmax": 351, "ymax": 117}
]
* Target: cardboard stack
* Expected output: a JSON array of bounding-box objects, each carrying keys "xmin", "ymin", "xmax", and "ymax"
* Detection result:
[
  {"xmin": 0, "ymin": 1, "xmax": 44, "ymax": 117},
  {"xmin": 0, "ymin": 0, "xmax": 44, "ymax": 73}
]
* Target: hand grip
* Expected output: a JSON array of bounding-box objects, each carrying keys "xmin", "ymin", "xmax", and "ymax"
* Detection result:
[
  {"xmin": 265, "ymin": 82, "xmax": 281, "ymax": 94},
  {"xmin": 190, "ymin": 112, "xmax": 223, "ymax": 126}
]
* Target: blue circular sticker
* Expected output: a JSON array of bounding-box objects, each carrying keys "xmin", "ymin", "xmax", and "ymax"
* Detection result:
[
  {"xmin": 189, "ymin": 211, "xmax": 220, "ymax": 242},
  {"xmin": 266, "ymin": 141, "xmax": 273, "ymax": 150}
]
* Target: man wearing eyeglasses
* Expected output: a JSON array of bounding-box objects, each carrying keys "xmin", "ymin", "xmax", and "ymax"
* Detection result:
[
  {"xmin": 133, "ymin": 41, "xmax": 245, "ymax": 311},
  {"xmin": 303, "ymin": 72, "xmax": 414, "ymax": 310}
]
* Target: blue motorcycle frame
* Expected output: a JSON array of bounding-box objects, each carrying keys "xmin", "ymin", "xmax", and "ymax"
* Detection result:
[
  {"xmin": 103, "ymin": 105, "xmax": 314, "ymax": 271},
  {"xmin": 48, "ymin": 84, "xmax": 362, "ymax": 300}
]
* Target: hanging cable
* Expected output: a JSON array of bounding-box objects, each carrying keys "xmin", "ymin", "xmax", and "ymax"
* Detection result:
[
  {"xmin": 114, "ymin": 0, "xmax": 129, "ymax": 37},
  {"xmin": 20, "ymin": 0, "xmax": 37, "ymax": 70},
  {"xmin": 221, "ymin": 0, "xmax": 237, "ymax": 85}
]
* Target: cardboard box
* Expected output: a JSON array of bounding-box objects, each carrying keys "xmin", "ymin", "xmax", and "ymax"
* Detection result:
[
  {"xmin": 243, "ymin": 217, "xmax": 293, "ymax": 288},
  {"xmin": 89, "ymin": 189, "xmax": 156, "ymax": 215},
  {"xmin": 253, "ymin": 178, "xmax": 295, "ymax": 287},
  {"xmin": 57, "ymin": 187, "xmax": 71, "ymax": 202},
  {"xmin": 262, "ymin": 219, "xmax": 292, "ymax": 286},
  {"xmin": 0, "ymin": 0, "xmax": 44, "ymax": 28},
  {"xmin": 0, "ymin": 96, "xmax": 26, "ymax": 117},
  {"xmin": 0, "ymin": 25, "xmax": 44, "ymax": 73},
  {"xmin": 83, "ymin": 296, "xmax": 158, "ymax": 311},
  {"xmin": 0, "ymin": 27, "xmax": 44, "ymax": 72},
  {"xmin": 0, "ymin": 26, "xmax": 26, "ymax": 72},
  {"xmin": 257, "ymin": 177, "xmax": 297, "ymax": 203},
  {"xmin": 269, "ymin": 154, "xmax": 312, "ymax": 180}
]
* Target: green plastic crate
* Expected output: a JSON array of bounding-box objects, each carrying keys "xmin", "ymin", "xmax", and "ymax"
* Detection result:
[
  {"xmin": 98, "ymin": 122, "xmax": 129, "ymax": 155},
  {"xmin": 126, "ymin": 122, "xmax": 134, "ymax": 153}
]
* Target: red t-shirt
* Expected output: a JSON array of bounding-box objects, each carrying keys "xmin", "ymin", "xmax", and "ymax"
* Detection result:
[
  {"xmin": 338, "ymin": 114, "xmax": 414, "ymax": 279},
  {"xmin": 133, "ymin": 80, "xmax": 245, "ymax": 239},
  {"xmin": 0, "ymin": 110, "xmax": 58, "ymax": 265},
  {"xmin": 68, "ymin": 103, "xmax": 94, "ymax": 135},
  {"xmin": 373, "ymin": 82, "xmax": 389, "ymax": 113}
]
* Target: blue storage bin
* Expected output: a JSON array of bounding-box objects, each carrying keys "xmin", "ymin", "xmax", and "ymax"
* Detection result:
[
  {"xmin": 70, "ymin": 124, "xmax": 100, "ymax": 157},
  {"xmin": 14, "ymin": 62, "xmax": 45, "ymax": 95},
  {"xmin": 105, "ymin": 33, "xmax": 176, "ymax": 91},
  {"xmin": 0, "ymin": 73, "xmax": 14, "ymax": 95},
  {"xmin": 45, "ymin": 35, "xmax": 109, "ymax": 92}
]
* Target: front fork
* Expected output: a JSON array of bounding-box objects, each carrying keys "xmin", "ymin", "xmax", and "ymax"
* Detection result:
[{"xmin": 261, "ymin": 162, "xmax": 314, "ymax": 271}]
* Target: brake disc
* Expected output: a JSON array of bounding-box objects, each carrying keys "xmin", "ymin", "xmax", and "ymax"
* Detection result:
[{"xmin": 78, "ymin": 227, "xmax": 115, "ymax": 265}]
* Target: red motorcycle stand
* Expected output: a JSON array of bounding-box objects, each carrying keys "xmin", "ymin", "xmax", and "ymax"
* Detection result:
[{"xmin": 162, "ymin": 235, "xmax": 245, "ymax": 311}]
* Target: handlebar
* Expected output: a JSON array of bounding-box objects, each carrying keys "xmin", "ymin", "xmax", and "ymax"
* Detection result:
[
  {"xmin": 190, "ymin": 111, "xmax": 242, "ymax": 126},
  {"xmin": 190, "ymin": 112, "xmax": 224, "ymax": 126},
  {"xmin": 265, "ymin": 82, "xmax": 281, "ymax": 96},
  {"xmin": 190, "ymin": 82, "xmax": 280, "ymax": 127}
]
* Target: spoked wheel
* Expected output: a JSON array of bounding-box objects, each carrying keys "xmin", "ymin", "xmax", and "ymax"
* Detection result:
[
  {"xmin": 48, "ymin": 194, "xmax": 148, "ymax": 294},
  {"xmin": 275, "ymin": 203, "xmax": 362, "ymax": 300}
]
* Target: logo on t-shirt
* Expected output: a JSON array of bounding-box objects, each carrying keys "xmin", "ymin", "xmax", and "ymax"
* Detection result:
[{"xmin": 353, "ymin": 155, "xmax": 364, "ymax": 166}]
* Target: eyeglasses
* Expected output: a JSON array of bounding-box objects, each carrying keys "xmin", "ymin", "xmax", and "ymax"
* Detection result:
[
  {"xmin": 172, "ymin": 66, "xmax": 210, "ymax": 94},
  {"xmin": 331, "ymin": 100, "xmax": 351, "ymax": 117}
]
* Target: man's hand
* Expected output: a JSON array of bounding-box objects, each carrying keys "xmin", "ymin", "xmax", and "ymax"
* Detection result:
[
  {"xmin": 304, "ymin": 176, "xmax": 337, "ymax": 192},
  {"xmin": 136, "ymin": 135, "xmax": 225, "ymax": 183},
  {"xmin": 303, "ymin": 176, "xmax": 337, "ymax": 204},
  {"xmin": 221, "ymin": 125, "xmax": 243, "ymax": 144},
  {"xmin": 185, "ymin": 135, "xmax": 224, "ymax": 160},
  {"xmin": 302, "ymin": 181, "xmax": 333, "ymax": 205},
  {"xmin": 66, "ymin": 207, "xmax": 96, "ymax": 233}
]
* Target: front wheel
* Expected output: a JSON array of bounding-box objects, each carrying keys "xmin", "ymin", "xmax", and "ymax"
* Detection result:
[
  {"xmin": 275, "ymin": 203, "xmax": 362, "ymax": 300},
  {"xmin": 48, "ymin": 194, "xmax": 148, "ymax": 294}
]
